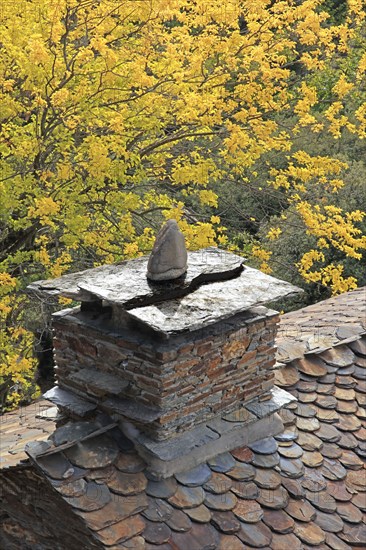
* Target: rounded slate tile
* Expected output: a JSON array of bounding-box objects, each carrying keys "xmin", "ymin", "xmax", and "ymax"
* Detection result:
[
  {"xmin": 319, "ymin": 373, "xmax": 336, "ymax": 384},
  {"xmin": 275, "ymin": 366, "xmax": 300, "ymax": 387},
  {"xmin": 280, "ymin": 477, "xmax": 306, "ymax": 500},
  {"xmin": 87, "ymin": 465, "xmax": 115, "ymax": 482},
  {"xmin": 249, "ymin": 437, "xmax": 277, "ymax": 455},
  {"xmin": 339, "ymin": 450, "xmax": 364, "ymax": 470},
  {"xmin": 315, "ymin": 407, "xmax": 339, "ymax": 423},
  {"xmin": 217, "ymin": 534, "xmax": 246, "ymax": 550},
  {"xmin": 337, "ymin": 502, "xmax": 363, "ymax": 524},
  {"xmin": 354, "ymin": 365, "xmax": 366, "ymax": 380},
  {"xmin": 231, "ymin": 447, "xmax": 254, "ymax": 463},
  {"xmin": 270, "ymin": 532, "xmax": 302, "ymax": 550},
  {"xmin": 316, "ymin": 394, "xmax": 337, "ymax": 410},
  {"xmin": 306, "ymin": 489, "xmax": 337, "ymax": 513},
  {"xmin": 146, "ymin": 477, "xmax": 177, "ymax": 499},
  {"xmin": 349, "ymin": 338, "xmax": 366, "ymax": 356},
  {"xmin": 230, "ymin": 480, "xmax": 259, "ymax": 500},
  {"xmin": 51, "ymin": 421, "xmax": 99, "ymax": 446},
  {"xmin": 36, "ymin": 452, "xmax": 74, "ymax": 480},
  {"xmin": 275, "ymin": 428, "xmax": 298, "ymax": 442},
  {"xmin": 278, "ymin": 443, "xmax": 303, "ymax": 459},
  {"xmin": 211, "ymin": 511, "xmax": 241, "ymax": 534},
  {"xmin": 327, "ymin": 481, "xmax": 354, "ymax": 502},
  {"xmin": 279, "ymin": 408, "xmax": 296, "ymax": 426},
  {"xmin": 107, "ymin": 470, "xmax": 147, "ymax": 496},
  {"xmin": 297, "ymin": 380, "xmax": 318, "ymax": 393},
  {"xmin": 321, "ymin": 458, "xmax": 347, "ymax": 481},
  {"xmin": 114, "ymin": 453, "xmax": 146, "ymax": 473},
  {"xmin": 95, "ymin": 515, "xmax": 145, "ymax": 546},
  {"xmin": 293, "ymin": 521, "xmax": 326, "ymax": 545},
  {"xmin": 296, "ymin": 431, "xmax": 323, "ymax": 451},
  {"xmin": 237, "ymin": 520, "xmax": 273, "ymax": 547},
  {"xmin": 321, "ymin": 345, "xmax": 356, "ymax": 367},
  {"xmin": 257, "ymin": 486, "xmax": 289, "ymax": 510},
  {"xmin": 286, "ymin": 499, "xmax": 316, "ymax": 522},
  {"xmin": 338, "ymin": 432, "xmax": 358, "ymax": 450},
  {"xmin": 254, "ymin": 468, "xmax": 281, "ymax": 490},
  {"xmin": 168, "ymin": 485, "xmax": 205, "ymax": 509},
  {"xmin": 295, "ymin": 403, "xmax": 317, "ymax": 418},
  {"xmin": 356, "ymin": 406, "xmax": 366, "ymax": 419},
  {"xmin": 262, "ymin": 509, "xmax": 294, "ymax": 534},
  {"xmin": 326, "ymin": 532, "xmax": 353, "ymax": 550},
  {"xmin": 170, "ymin": 522, "xmax": 219, "ymax": 550},
  {"xmin": 351, "ymin": 492, "xmax": 366, "ymax": 511},
  {"xmin": 321, "ymin": 443, "xmax": 342, "ymax": 459},
  {"xmin": 338, "ymin": 522, "xmax": 366, "ymax": 546},
  {"xmin": 204, "ymin": 490, "xmax": 237, "ymax": 512},
  {"xmin": 336, "ymin": 375, "xmax": 356, "ymax": 389},
  {"xmin": 298, "ymin": 392, "xmax": 317, "ymax": 403},
  {"xmin": 118, "ymin": 535, "xmax": 145, "ymax": 550},
  {"xmin": 226, "ymin": 462, "xmax": 256, "ymax": 482},
  {"xmin": 208, "ymin": 452, "xmax": 236, "ymax": 473},
  {"xmin": 295, "ymin": 356, "xmax": 328, "ymax": 377},
  {"xmin": 232, "ymin": 499, "xmax": 263, "ymax": 523},
  {"xmin": 53, "ymin": 477, "xmax": 87, "ymax": 497},
  {"xmin": 317, "ymin": 422, "xmax": 341, "ymax": 442},
  {"xmin": 317, "ymin": 383, "xmax": 335, "ymax": 395},
  {"xmin": 142, "ymin": 497, "xmax": 173, "ymax": 522},
  {"xmin": 165, "ymin": 508, "xmax": 192, "ymax": 532},
  {"xmin": 301, "ymin": 468, "xmax": 327, "ymax": 491},
  {"xmin": 64, "ymin": 481, "xmax": 111, "ymax": 511},
  {"xmin": 354, "ymin": 426, "xmax": 366, "ymax": 441},
  {"xmin": 335, "ymin": 387, "xmax": 356, "ymax": 401},
  {"xmin": 314, "ymin": 510, "xmax": 343, "ymax": 533},
  {"xmin": 338, "ymin": 414, "xmax": 362, "ymax": 433},
  {"xmin": 296, "ymin": 416, "xmax": 320, "ymax": 432},
  {"xmin": 185, "ymin": 504, "xmax": 211, "ymax": 523},
  {"xmin": 251, "ymin": 452, "xmax": 280, "ymax": 469},
  {"xmin": 346, "ymin": 470, "xmax": 366, "ymax": 492},
  {"xmin": 356, "ymin": 393, "xmax": 366, "ymax": 407},
  {"xmin": 175, "ymin": 463, "xmax": 212, "ymax": 487},
  {"xmin": 64, "ymin": 434, "xmax": 119, "ymax": 469},
  {"xmin": 203, "ymin": 472, "xmax": 232, "ymax": 494},
  {"xmin": 302, "ymin": 451, "xmax": 323, "ymax": 468},
  {"xmin": 279, "ymin": 457, "xmax": 304, "ymax": 479},
  {"xmin": 143, "ymin": 519, "xmax": 172, "ymax": 545}
]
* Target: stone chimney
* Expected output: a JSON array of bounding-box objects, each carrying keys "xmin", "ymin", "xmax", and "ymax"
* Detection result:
[{"xmin": 30, "ymin": 233, "xmax": 301, "ymax": 477}]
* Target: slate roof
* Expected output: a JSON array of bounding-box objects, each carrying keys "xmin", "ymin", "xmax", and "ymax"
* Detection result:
[
  {"xmin": 0, "ymin": 399, "xmax": 57, "ymax": 469},
  {"xmin": 2, "ymin": 288, "xmax": 366, "ymax": 549}
]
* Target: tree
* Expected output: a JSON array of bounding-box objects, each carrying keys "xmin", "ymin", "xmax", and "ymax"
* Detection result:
[{"xmin": 0, "ymin": 0, "xmax": 365, "ymax": 408}]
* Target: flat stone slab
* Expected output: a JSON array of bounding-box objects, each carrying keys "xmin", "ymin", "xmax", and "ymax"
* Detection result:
[
  {"xmin": 68, "ymin": 368, "xmax": 129, "ymax": 396},
  {"xmin": 128, "ymin": 266, "xmax": 301, "ymax": 335},
  {"xmin": 43, "ymin": 386, "xmax": 97, "ymax": 417},
  {"xmin": 28, "ymin": 248, "xmax": 244, "ymax": 306}
]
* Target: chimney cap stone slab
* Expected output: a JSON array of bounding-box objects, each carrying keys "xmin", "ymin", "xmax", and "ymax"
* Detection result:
[{"xmin": 27, "ymin": 247, "xmax": 244, "ymax": 306}]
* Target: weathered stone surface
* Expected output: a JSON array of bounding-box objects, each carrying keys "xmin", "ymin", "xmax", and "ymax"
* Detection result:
[
  {"xmin": 51, "ymin": 421, "xmax": 102, "ymax": 446},
  {"xmin": 30, "ymin": 247, "xmax": 244, "ymax": 305},
  {"xmin": 257, "ymin": 486, "xmax": 289, "ymax": 510},
  {"xmin": 128, "ymin": 266, "xmax": 301, "ymax": 335},
  {"xmin": 175, "ymin": 463, "xmax": 212, "ymax": 487},
  {"xmin": 69, "ymin": 368, "xmax": 129, "ymax": 396},
  {"xmin": 165, "ymin": 508, "xmax": 192, "ymax": 532},
  {"xmin": 338, "ymin": 522, "xmax": 366, "ymax": 547},
  {"xmin": 232, "ymin": 499, "xmax": 263, "ymax": 523},
  {"xmin": 115, "ymin": 453, "xmax": 146, "ymax": 473},
  {"xmin": 75, "ymin": 493, "xmax": 148, "ymax": 530},
  {"xmin": 279, "ymin": 457, "xmax": 304, "ymax": 479},
  {"xmin": 203, "ymin": 472, "xmax": 232, "ymax": 495},
  {"xmin": 168, "ymin": 485, "xmax": 205, "ymax": 509},
  {"xmin": 170, "ymin": 521, "xmax": 219, "ymax": 550},
  {"xmin": 262, "ymin": 509, "xmax": 294, "ymax": 534},
  {"xmin": 295, "ymin": 356, "xmax": 328, "ymax": 377},
  {"xmin": 107, "ymin": 470, "xmax": 147, "ymax": 496},
  {"xmin": 249, "ymin": 437, "xmax": 277, "ymax": 455},
  {"xmin": 278, "ymin": 443, "xmax": 303, "ymax": 459},
  {"xmin": 231, "ymin": 480, "xmax": 259, "ymax": 500},
  {"xmin": 306, "ymin": 489, "xmax": 336, "ymax": 513},
  {"xmin": 208, "ymin": 452, "xmax": 236, "ymax": 473},
  {"xmin": 141, "ymin": 497, "xmax": 173, "ymax": 522},
  {"xmin": 147, "ymin": 220, "xmax": 188, "ymax": 281},
  {"xmin": 65, "ymin": 434, "xmax": 119, "ymax": 469},
  {"xmin": 43, "ymin": 386, "xmax": 96, "ymax": 417},
  {"xmin": 226, "ymin": 462, "xmax": 255, "ymax": 482},
  {"xmin": 337, "ymin": 502, "xmax": 363, "ymax": 524},
  {"xmin": 314, "ymin": 510, "xmax": 343, "ymax": 533},
  {"xmin": 36, "ymin": 452, "xmax": 74, "ymax": 480},
  {"xmin": 204, "ymin": 491, "xmax": 237, "ymax": 512},
  {"xmin": 185, "ymin": 504, "xmax": 212, "ymax": 523},
  {"xmin": 211, "ymin": 511, "xmax": 241, "ymax": 534},
  {"xmin": 270, "ymin": 532, "xmax": 302, "ymax": 550},
  {"xmin": 251, "ymin": 452, "xmax": 280, "ymax": 469},
  {"xmin": 64, "ymin": 481, "xmax": 111, "ymax": 511},
  {"xmin": 285, "ymin": 499, "xmax": 316, "ymax": 522},
  {"xmin": 146, "ymin": 477, "xmax": 178, "ymax": 499},
  {"xmin": 94, "ymin": 514, "xmax": 145, "ymax": 546},
  {"xmin": 237, "ymin": 520, "xmax": 273, "ymax": 547},
  {"xmin": 320, "ymin": 345, "xmax": 355, "ymax": 367},
  {"xmin": 293, "ymin": 521, "xmax": 326, "ymax": 545},
  {"xmin": 144, "ymin": 519, "xmax": 172, "ymax": 544},
  {"xmin": 254, "ymin": 468, "xmax": 281, "ymax": 490}
]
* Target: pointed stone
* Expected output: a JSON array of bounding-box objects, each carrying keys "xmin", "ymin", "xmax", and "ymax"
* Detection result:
[{"xmin": 147, "ymin": 220, "xmax": 187, "ymax": 281}]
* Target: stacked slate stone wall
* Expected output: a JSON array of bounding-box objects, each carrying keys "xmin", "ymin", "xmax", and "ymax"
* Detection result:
[
  {"xmin": 0, "ymin": 466, "xmax": 102, "ymax": 550},
  {"xmin": 53, "ymin": 306, "xmax": 279, "ymax": 441}
]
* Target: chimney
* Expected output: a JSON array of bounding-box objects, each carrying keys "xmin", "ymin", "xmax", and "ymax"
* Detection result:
[{"xmin": 30, "ymin": 225, "xmax": 301, "ymax": 478}]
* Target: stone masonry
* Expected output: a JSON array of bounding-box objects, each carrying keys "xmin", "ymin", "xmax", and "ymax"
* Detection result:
[{"xmin": 53, "ymin": 305, "xmax": 279, "ymax": 441}]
